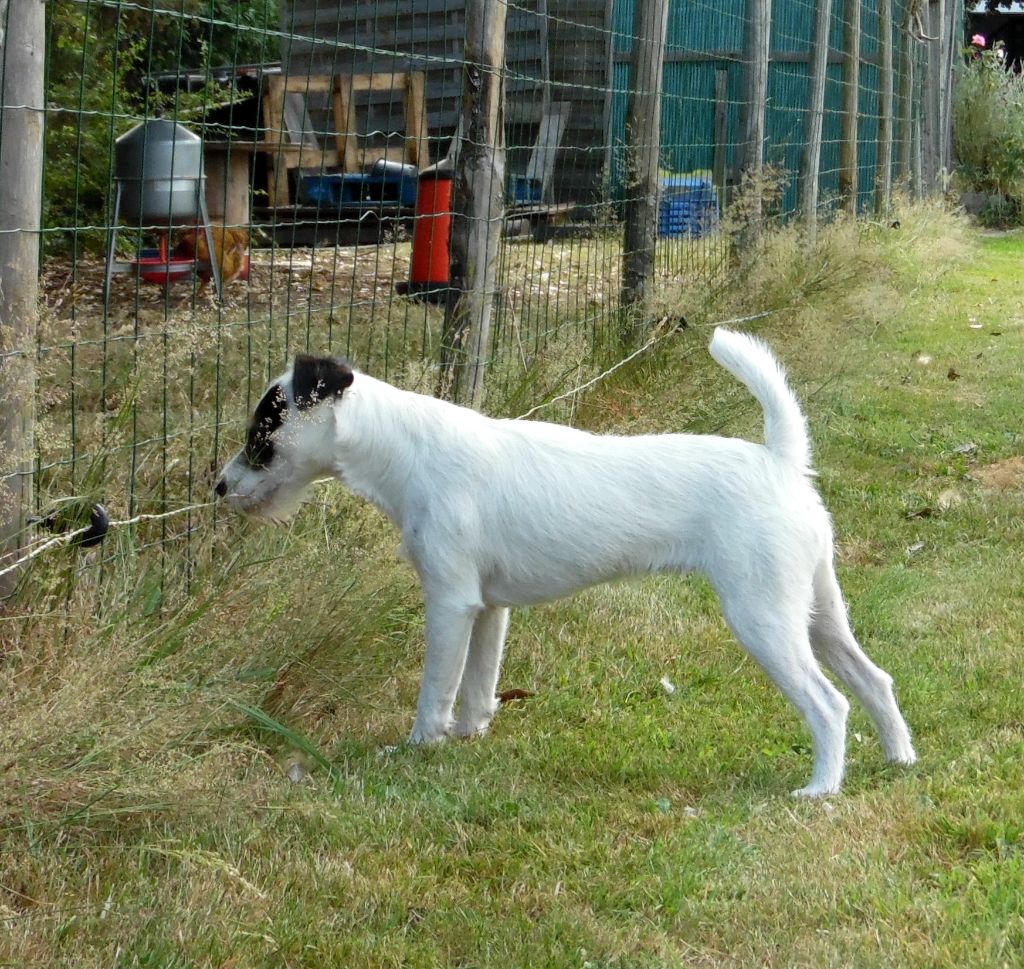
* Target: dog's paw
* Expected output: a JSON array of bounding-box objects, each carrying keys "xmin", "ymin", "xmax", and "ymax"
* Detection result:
[
  {"xmin": 885, "ymin": 742, "xmax": 918, "ymax": 766},
  {"xmin": 452, "ymin": 717, "xmax": 491, "ymax": 739},
  {"xmin": 408, "ymin": 720, "xmax": 451, "ymax": 745},
  {"xmin": 790, "ymin": 782, "xmax": 841, "ymax": 799}
]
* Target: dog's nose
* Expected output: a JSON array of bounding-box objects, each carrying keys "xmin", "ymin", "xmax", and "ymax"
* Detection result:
[{"xmin": 214, "ymin": 478, "xmax": 227, "ymax": 498}]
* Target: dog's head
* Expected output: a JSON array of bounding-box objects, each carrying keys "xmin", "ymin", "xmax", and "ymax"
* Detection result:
[{"xmin": 214, "ymin": 354, "xmax": 354, "ymax": 523}]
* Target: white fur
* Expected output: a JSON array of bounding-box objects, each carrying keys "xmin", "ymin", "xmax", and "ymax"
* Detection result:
[{"xmin": 216, "ymin": 328, "xmax": 917, "ymax": 796}]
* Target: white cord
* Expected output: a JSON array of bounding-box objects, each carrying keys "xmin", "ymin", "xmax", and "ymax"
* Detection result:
[
  {"xmin": 0, "ymin": 502, "xmax": 216, "ymax": 581},
  {"xmin": 513, "ymin": 310, "xmax": 773, "ymax": 421}
]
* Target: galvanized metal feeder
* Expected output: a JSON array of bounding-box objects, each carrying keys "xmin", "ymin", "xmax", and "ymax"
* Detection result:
[{"xmin": 103, "ymin": 119, "xmax": 222, "ymax": 302}]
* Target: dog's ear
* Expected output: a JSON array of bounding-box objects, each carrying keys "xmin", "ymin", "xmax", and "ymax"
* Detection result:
[
  {"xmin": 292, "ymin": 354, "xmax": 354, "ymax": 410},
  {"xmin": 245, "ymin": 383, "xmax": 287, "ymax": 468}
]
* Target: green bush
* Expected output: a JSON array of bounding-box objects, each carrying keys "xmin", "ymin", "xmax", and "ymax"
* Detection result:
[{"xmin": 953, "ymin": 42, "xmax": 1024, "ymax": 213}]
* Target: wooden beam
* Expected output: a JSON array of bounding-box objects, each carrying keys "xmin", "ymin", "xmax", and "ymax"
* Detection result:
[
  {"xmin": 404, "ymin": 71, "xmax": 430, "ymax": 169},
  {"xmin": 620, "ymin": 0, "xmax": 670, "ymax": 348},
  {"xmin": 332, "ymin": 76, "xmax": 358, "ymax": 173},
  {"xmin": 262, "ymin": 76, "xmax": 290, "ymax": 206},
  {"xmin": 350, "ymin": 72, "xmax": 411, "ymax": 92}
]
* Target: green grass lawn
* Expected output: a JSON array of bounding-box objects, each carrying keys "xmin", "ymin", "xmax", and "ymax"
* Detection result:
[{"xmin": 3, "ymin": 213, "xmax": 1024, "ymax": 967}]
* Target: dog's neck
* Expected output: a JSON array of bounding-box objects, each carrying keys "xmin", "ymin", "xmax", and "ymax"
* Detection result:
[{"xmin": 328, "ymin": 373, "xmax": 459, "ymax": 527}]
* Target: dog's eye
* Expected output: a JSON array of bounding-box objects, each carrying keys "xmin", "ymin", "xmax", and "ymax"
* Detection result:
[{"xmin": 245, "ymin": 384, "xmax": 287, "ymax": 468}]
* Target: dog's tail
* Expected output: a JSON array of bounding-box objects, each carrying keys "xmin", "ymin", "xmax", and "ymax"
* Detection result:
[{"xmin": 709, "ymin": 327, "xmax": 812, "ymax": 473}]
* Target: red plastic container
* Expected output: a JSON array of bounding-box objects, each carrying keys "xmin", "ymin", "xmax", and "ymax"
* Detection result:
[
  {"xmin": 408, "ymin": 159, "xmax": 454, "ymax": 297},
  {"xmin": 136, "ymin": 255, "xmax": 195, "ymax": 286},
  {"xmin": 134, "ymin": 238, "xmax": 194, "ymax": 287}
]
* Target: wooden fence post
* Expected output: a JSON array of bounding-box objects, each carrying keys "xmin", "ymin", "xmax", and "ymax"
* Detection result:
[
  {"xmin": 441, "ymin": 0, "xmax": 507, "ymax": 407},
  {"xmin": 839, "ymin": 0, "xmax": 861, "ymax": 213},
  {"xmin": 737, "ymin": 0, "xmax": 772, "ymax": 249},
  {"xmin": 896, "ymin": 3, "xmax": 915, "ymax": 187},
  {"xmin": 799, "ymin": 0, "xmax": 834, "ymax": 238},
  {"xmin": 620, "ymin": 0, "xmax": 670, "ymax": 348},
  {"xmin": 601, "ymin": 0, "xmax": 617, "ymax": 198},
  {"xmin": 875, "ymin": 0, "xmax": 894, "ymax": 214},
  {"xmin": 913, "ymin": 114, "xmax": 923, "ymax": 200},
  {"xmin": 713, "ymin": 68, "xmax": 729, "ymax": 207},
  {"xmin": 921, "ymin": 0, "xmax": 942, "ymax": 192},
  {"xmin": 939, "ymin": 0, "xmax": 958, "ymax": 178},
  {"xmin": 0, "ymin": 0, "xmax": 45, "ymax": 597}
]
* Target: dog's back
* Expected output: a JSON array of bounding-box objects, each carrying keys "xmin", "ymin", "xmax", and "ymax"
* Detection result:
[{"xmin": 413, "ymin": 330, "xmax": 828, "ymax": 605}]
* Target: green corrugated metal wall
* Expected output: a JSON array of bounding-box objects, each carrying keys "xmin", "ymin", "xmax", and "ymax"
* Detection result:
[{"xmin": 609, "ymin": 0, "xmax": 936, "ymax": 214}]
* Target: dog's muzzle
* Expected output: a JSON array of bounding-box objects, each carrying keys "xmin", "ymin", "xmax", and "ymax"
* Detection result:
[{"xmin": 214, "ymin": 478, "xmax": 227, "ymax": 498}]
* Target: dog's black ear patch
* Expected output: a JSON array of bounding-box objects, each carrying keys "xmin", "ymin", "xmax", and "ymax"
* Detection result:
[
  {"xmin": 292, "ymin": 355, "xmax": 354, "ymax": 410},
  {"xmin": 245, "ymin": 383, "xmax": 287, "ymax": 468}
]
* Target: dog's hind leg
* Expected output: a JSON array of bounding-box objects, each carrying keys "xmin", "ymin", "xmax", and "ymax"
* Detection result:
[
  {"xmin": 809, "ymin": 561, "xmax": 917, "ymax": 766},
  {"xmin": 454, "ymin": 606, "xmax": 510, "ymax": 738},
  {"xmin": 409, "ymin": 598, "xmax": 481, "ymax": 744},
  {"xmin": 721, "ymin": 598, "xmax": 850, "ymax": 797}
]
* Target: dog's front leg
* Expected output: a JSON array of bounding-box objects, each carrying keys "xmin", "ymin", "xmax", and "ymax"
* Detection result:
[
  {"xmin": 408, "ymin": 598, "xmax": 480, "ymax": 744},
  {"xmin": 454, "ymin": 606, "xmax": 510, "ymax": 737}
]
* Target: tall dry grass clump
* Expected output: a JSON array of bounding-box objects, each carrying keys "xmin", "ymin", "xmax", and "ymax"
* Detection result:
[
  {"xmin": 580, "ymin": 194, "xmax": 973, "ymax": 436},
  {"xmin": 647, "ymin": 192, "xmax": 972, "ymax": 339}
]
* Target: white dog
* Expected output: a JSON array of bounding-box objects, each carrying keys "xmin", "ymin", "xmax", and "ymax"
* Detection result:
[{"xmin": 215, "ymin": 328, "xmax": 916, "ymax": 796}]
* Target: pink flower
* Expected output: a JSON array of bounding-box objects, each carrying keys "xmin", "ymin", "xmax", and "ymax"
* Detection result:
[{"xmin": 972, "ymin": 34, "xmax": 986, "ymax": 48}]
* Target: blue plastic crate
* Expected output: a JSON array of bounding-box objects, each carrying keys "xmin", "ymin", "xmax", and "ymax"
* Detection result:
[
  {"xmin": 509, "ymin": 175, "xmax": 543, "ymax": 204},
  {"xmin": 658, "ymin": 176, "xmax": 720, "ymax": 238},
  {"xmin": 298, "ymin": 173, "xmax": 369, "ymax": 206},
  {"xmin": 298, "ymin": 163, "xmax": 418, "ymax": 209}
]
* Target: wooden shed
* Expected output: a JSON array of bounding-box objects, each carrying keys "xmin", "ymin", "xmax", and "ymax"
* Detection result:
[{"xmin": 278, "ymin": 0, "xmax": 613, "ymax": 204}]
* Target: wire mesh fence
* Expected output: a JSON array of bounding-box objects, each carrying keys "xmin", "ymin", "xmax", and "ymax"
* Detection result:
[{"xmin": 1, "ymin": 0, "xmax": 962, "ymax": 595}]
